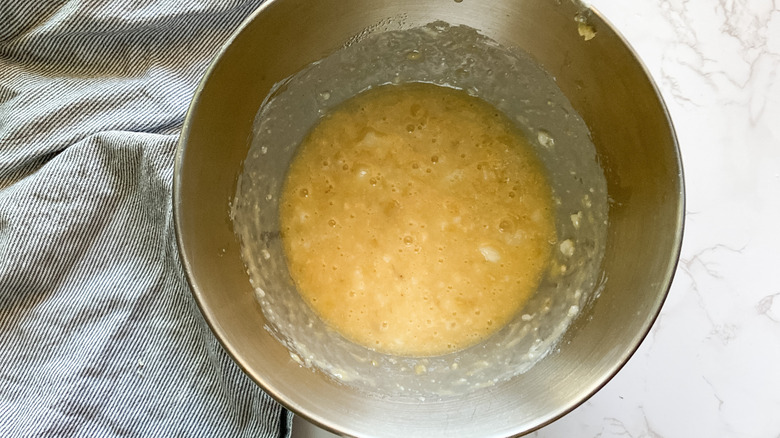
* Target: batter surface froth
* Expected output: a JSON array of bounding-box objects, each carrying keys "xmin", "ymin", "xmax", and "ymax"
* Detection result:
[{"xmin": 280, "ymin": 82, "xmax": 556, "ymax": 356}]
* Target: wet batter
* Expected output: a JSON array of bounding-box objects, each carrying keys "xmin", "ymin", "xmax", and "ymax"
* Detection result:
[{"xmin": 280, "ymin": 82, "xmax": 556, "ymax": 356}]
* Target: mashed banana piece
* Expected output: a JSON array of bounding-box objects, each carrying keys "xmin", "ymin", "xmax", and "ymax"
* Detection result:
[{"xmin": 280, "ymin": 83, "xmax": 555, "ymax": 356}]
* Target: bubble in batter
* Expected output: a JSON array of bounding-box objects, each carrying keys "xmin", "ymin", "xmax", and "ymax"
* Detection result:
[{"xmin": 280, "ymin": 82, "xmax": 556, "ymax": 357}]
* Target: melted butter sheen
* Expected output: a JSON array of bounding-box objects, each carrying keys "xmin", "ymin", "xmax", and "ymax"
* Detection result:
[{"xmin": 280, "ymin": 83, "xmax": 556, "ymax": 357}]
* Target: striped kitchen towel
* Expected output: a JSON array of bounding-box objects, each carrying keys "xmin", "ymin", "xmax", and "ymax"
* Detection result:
[{"xmin": 0, "ymin": 1, "xmax": 290, "ymax": 437}]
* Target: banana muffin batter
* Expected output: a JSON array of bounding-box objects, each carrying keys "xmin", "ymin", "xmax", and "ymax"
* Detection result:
[{"xmin": 280, "ymin": 82, "xmax": 556, "ymax": 356}]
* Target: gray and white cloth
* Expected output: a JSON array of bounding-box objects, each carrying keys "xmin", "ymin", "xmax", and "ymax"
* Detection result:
[{"xmin": 0, "ymin": 1, "xmax": 290, "ymax": 436}]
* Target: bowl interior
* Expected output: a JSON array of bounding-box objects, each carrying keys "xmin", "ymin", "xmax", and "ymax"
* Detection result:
[{"xmin": 174, "ymin": 0, "xmax": 684, "ymax": 437}]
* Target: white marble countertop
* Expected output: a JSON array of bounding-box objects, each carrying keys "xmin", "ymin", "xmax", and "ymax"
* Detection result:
[{"xmin": 294, "ymin": 0, "xmax": 780, "ymax": 436}]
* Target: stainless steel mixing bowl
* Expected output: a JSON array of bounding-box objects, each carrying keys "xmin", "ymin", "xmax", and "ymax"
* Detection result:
[{"xmin": 173, "ymin": 0, "xmax": 684, "ymax": 436}]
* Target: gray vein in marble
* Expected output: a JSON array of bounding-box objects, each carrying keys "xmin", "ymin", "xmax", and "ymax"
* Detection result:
[
  {"xmin": 657, "ymin": 0, "xmax": 780, "ymax": 118},
  {"xmin": 757, "ymin": 292, "xmax": 780, "ymax": 322},
  {"xmin": 702, "ymin": 376, "xmax": 725, "ymax": 411}
]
